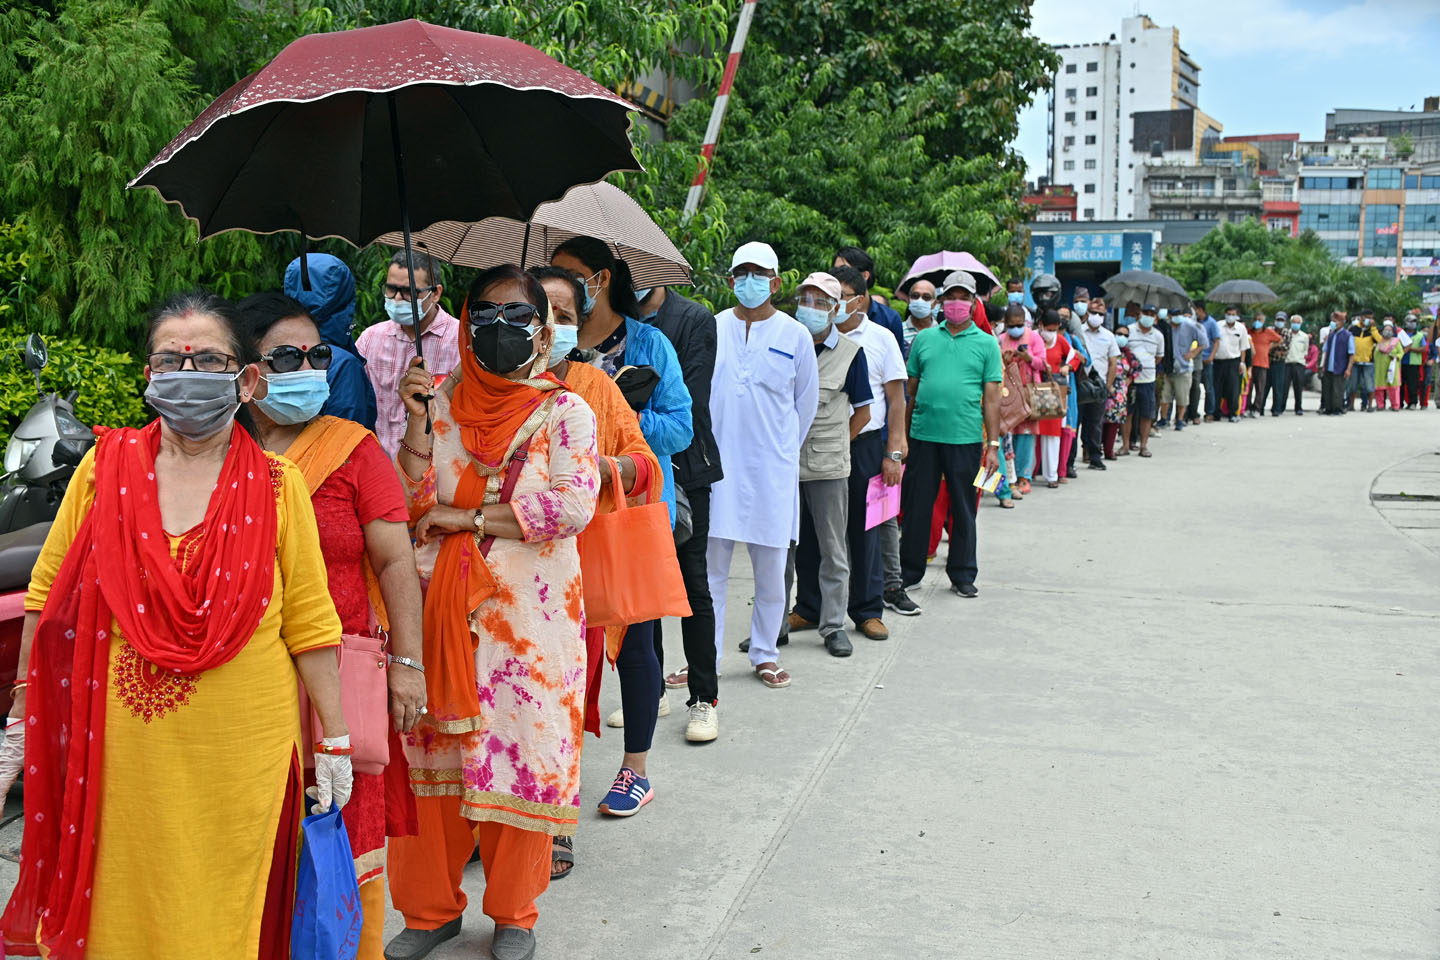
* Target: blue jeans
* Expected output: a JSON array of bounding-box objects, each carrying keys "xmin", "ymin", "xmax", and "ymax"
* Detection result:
[{"xmin": 1347, "ymin": 363, "xmax": 1374, "ymax": 407}]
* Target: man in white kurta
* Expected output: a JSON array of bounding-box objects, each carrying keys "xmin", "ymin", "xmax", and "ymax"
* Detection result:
[{"xmin": 707, "ymin": 241, "xmax": 820, "ymax": 690}]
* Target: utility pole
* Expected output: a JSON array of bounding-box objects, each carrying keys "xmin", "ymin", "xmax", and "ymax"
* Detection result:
[{"xmin": 682, "ymin": 0, "xmax": 759, "ymax": 219}]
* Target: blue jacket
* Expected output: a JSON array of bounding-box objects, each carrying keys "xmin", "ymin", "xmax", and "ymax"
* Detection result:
[
  {"xmin": 868, "ymin": 299, "xmax": 909, "ymax": 358},
  {"xmin": 622, "ymin": 317, "xmax": 693, "ymax": 526},
  {"xmin": 284, "ymin": 254, "xmax": 378, "ymax": 430}
]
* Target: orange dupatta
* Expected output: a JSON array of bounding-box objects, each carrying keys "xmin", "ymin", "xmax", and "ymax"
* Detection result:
[
  {"xmin": 423, "ymin": 308, "xmax": 566, "ymax": 731},
  {"xmin": 282, "ymin": 416, "xmax": 391, "ymax": 631}
]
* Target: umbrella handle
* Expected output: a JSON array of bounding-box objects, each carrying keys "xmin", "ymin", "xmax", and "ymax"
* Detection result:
[{"xmin": 388, "ymin": 92, "xmax": 431, "ymax": 434}]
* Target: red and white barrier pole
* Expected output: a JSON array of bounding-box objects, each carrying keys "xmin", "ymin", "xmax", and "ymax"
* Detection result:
[{"xmin": 682, "ymin": 0, "xmax": 758, "ymax": 219}]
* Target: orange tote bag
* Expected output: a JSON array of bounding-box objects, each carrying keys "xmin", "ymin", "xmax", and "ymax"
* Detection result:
[{"xmin": 579, "ymin": 459, "xmax": 692, "ymax": 627}]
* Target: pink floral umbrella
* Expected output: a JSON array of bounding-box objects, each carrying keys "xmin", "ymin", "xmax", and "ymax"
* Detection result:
[{"xmin": 899, "ymin": 251, "xmax": 1002, "ymax": 297}]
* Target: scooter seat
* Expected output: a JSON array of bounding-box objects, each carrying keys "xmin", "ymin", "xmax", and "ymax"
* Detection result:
[{"xmin": 0, "ymin": 523, "xmax": 52, "ymax": 593}]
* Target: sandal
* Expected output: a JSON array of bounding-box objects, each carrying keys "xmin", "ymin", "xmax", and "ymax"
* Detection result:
[
  {"xmin": 1046, "ymin": 481, "xmax": 1059, "ymax": 489},
  {"xmin": 998, "ymin": 499, "xmax": 1015, "ymax": 509},
  {"xmin": 551, "ymin": 835, "xmax": 574, "ymax": 880},
  {"xmin": 663, "ymin": 666, "xmax": 689, "ymax": 690},
  {"xmin": 1139, "ymin": 449, "xmax": 1152, "ymax": 458},
  {"xmin": 754, "ymin": 663, "xmax": 791, "ymax": 688}
]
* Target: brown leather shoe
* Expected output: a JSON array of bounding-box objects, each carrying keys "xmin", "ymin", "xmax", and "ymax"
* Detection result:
[
  {"xmin": 857, "ymin": 617, "xmax": 889, "ymax": 641},
  {"xmin": 787, "ymin": 612, "xmax": 817, "ymax": 633}
]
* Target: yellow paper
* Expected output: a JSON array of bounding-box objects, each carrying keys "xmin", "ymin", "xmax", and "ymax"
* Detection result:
[{"xmin": 973, "ymin": 464, "xmax": 1002, "ymax": 493}]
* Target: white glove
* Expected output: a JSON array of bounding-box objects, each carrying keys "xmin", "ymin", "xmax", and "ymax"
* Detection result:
[
  {"xmin": 307, "ymin": 735, "xmax": 353, "ymax": 812},
  {"xmin": 0, "ymin": 720, "xmax": 23, "ymax": 799}
]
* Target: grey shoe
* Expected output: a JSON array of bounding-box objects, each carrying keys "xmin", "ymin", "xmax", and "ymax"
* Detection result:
[
  {"xmin": 823, "ymin": 631, "xmax": 853, "ymax": 658},
  {"xmin": 492, "ymin": 926, "xmax": 537, "ymax": 960},
  {"xmin": 385, "ymin": 918, "xmax": 462, "ymax": 960}
]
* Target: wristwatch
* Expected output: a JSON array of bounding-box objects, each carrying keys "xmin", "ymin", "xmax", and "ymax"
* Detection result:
[
  {"xmin": 388, "ymin": 655, "xmax": 425, "ymax": 674},
  {"xmin": 473, "ymin": 509, "xmax": 486, "ymax": 539},
  {"xmin": 886, "ymin": 451, "xmax": 904, "ymax": 462},
  {"xmin": 987, "ymin": 440, "xmax": 1001, "ymax": 448}
]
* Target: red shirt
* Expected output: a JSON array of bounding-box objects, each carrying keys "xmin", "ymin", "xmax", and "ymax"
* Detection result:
[
  {"xmin": 1250, "ymin": 328, "xmax": 1283, "ymax": 369},
  {"xmin": 310, "ymin": 434, "xmax": 409, "ymax": 633}
]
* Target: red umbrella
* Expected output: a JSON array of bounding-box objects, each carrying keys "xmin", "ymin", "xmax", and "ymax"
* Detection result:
[{"xmin": 129, "ymin": 19, "xmax": 641, "ymax": 356}]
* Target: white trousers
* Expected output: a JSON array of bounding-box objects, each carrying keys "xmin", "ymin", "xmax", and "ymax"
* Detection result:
[
  {"xmin": 706, "ymin": 537, "xmax": 789, "ymax": 667},
  {"xmin": 1039, "ymin": 435, "xmax": 1062, "ymax": 483}
]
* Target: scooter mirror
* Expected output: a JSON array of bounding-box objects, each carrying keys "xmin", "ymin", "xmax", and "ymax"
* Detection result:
[
  {"xmin": 23, "ymin": 334, "xmax": 47, "ymax": 374},
  {"xmin": 52, "ymin": 438, "xmax": 91, "ymax": 469}
]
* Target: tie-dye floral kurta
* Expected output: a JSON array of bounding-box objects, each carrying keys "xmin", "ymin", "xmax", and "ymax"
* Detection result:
[{"xmin": 400, "ymin": 385, "xmax": 599, "ymax": 836}]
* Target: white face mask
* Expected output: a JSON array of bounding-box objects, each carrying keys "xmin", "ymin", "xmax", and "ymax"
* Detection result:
[
  {"xmin": 1086, "ymin": 314, "xmax": 1103, "ymax": 329},
  {"xmin": 1040, "ymin": 329, "xmax": 1058, "ymax": 345}
]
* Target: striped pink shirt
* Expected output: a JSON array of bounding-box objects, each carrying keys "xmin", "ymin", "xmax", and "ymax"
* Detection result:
[{"xmin": 356, "ymin": 307, "xmax": 463, "ymax": 458}]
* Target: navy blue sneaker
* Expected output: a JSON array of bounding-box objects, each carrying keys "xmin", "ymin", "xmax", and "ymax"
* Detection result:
[{"xmin": 597, "ymin": 767, "xmax": 653, "ymax": 817}]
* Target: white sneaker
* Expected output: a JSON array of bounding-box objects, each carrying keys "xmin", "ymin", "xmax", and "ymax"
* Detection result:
[
  {"xmin": 607, "ymin": 692, "xmax": 669, "ymax": 729},
  {"xmin": 685, "ymin": 702, "xmax": 718, "ymax": 742}
]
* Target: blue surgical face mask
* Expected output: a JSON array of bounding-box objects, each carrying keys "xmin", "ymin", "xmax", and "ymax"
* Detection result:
[
  {"xmin": 1139, "ymin": 316, "xmax": 1154, "ymax": 329},
  {"xmin": 550, "ymin": 323, "xmax": 579, "ymax": 362},
  {"xmin": 385, "ymin": 291, "xmax": 430, "ymax": 326},
  {"xmin": 733, "ymin": 274, "xmax": 773, "ymax": 310},
  {"xmin": 795, "ymin": 305, "xmax": 832, "ymax": 335},
  {"xmin": 1158, "ymin": 310, "xmax": 1168, "ymax": 320},
  {"xmin": 1115, "ymin": 334, "xmax": 1129, "ymax": 348},
  {"xmin": 633, "ymin": 287, "xmax": 652, "ymax": 304},
  {"xmin": 1007, "ymin": 291, "xmax": 1023, "ymax": 304},
  {"xmin": 909, "ymin": 298, "xmax": 934, "ymax": 320},
  {"xmin": 1252, "ymin": 319, "xmax": 1264, "ymax": 330},
  {"xmin": 1006, "ymin": 325, "xmax": 1025, "ymax": 338},
  {"xmin": 580, "ymin": 271, "xmax": 600, "ymax": 315},
  {"xmin": 1291, "ymin": 321, "xmax": 1302, "ymax": 331},
  {"xmin": 254, "ymin": 369, "xmax": 329, "ymax": 425},
  {"xmin": 1074, "ymin": 302, "xmax": 1089, "ymax": 316}
]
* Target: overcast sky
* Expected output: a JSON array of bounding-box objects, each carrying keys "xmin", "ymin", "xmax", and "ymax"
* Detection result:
[{"xmin": 1014, "ymin": 0, "xmax": 1440, "ymax": 181}]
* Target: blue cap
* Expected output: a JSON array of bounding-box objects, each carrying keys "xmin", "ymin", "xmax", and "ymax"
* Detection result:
[{"xmin": 1142, "ymin": 303, "xmax": 1157, "ymax": 313}]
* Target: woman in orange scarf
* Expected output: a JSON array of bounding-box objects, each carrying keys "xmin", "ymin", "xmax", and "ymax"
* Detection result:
[
  {"xmin": 532, "ymin": 267, "xmax": 661, "ymax": 879},
  {"xmin": 384, "ymin": 266, "xmax": 600, "ymax": 960},
  {"xmin": 2, "ymin": 292, "xmax": 347, "ymax": 959},
  {"xmin": 237, "ymin": 291, "xmax": 427, "ymax": 960}
]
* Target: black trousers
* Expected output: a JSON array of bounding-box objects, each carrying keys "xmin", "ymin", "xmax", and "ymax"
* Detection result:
[
  {"xmin": 900, "ymin": 438, "xmax": 981, "ymax": 589},
  {"xmin": 1402, "ymin": 363, "xmax": 1422, "ymax": 406},
  {"xmin": 1188, "ymin": 363, "xmax": 1203, "ymax": 420},
  {"xmin": 1269, "ymin": 362, "xmax": 1288, "ymax": 413},
  {"xmin": 846, "ymin": 431, "xmax": 885, "ymax": 623},
  {"xmin": 1288, "ymin": 362, "xmax": 1307, "ymax": 412},
  {"xmin": 1079, "ymin": 399, "xmax": 1105, "ymax": 465},
  {"xmin": 653, "ymin": 485, "xmax": 719, "ymax": 705},
  {"xmin": 1214, "ymin": 358, "xmax": 1241, "ymax": 417},
  {"xmin": 1322, "ymin": 370, "xmax": 1346, "ymax": 413}
]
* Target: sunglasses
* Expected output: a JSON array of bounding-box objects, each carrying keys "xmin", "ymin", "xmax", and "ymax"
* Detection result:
[
  {"xmin": 383, "ymin": 283, "xmax": 436, "ymax": 300},
  {"xmin": 262, "ymin": 343, "xmax": 333, "ymax": 373},
  {"xmin": 468, "ymin": 300, "xmax": 540, "ymax": 328}
]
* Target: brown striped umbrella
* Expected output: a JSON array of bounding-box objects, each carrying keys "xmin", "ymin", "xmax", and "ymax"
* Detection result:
[{"xmin": 376, "ymin": 181, "xmax": 692, "ymax": 287}]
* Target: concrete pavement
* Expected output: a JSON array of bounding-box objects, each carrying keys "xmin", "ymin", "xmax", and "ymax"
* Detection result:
[{"xmin": 3, "ymin": 405, "xmax": 1439, "ymax": 959}]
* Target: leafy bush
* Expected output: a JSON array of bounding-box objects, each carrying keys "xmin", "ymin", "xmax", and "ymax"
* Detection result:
[{"xmin": 0, "ymin": 333, "xmax": 147, "ymax": 450}]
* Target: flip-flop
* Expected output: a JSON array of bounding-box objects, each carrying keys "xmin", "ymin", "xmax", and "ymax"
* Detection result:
[
  {"xmin": 663, "ymin": 667, "xmax": 689, "ymax": 690},
  {"xmin": 754, "ymin": 664, "xmax": 791, "ymax": 688},
  {"xmin": 551, "ymin": 835, "xmax": 574, "ymax": 880},
  {"xmin": 998, "ymin": 499, "xmax": 1015, "ymax": 509},
  {"xmin": 1139, "ymin": 449, "xmax": 1152, "ymax": 458}
]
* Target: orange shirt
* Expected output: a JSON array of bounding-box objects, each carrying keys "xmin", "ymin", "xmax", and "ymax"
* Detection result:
[{"xmin": 1250, "ymin": 328, "xmax": 1283, "ymax": 368}]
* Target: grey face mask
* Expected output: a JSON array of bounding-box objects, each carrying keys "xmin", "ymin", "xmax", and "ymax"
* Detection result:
[{"xmin": 144, "ymin": 371, "xmax": 242, "ymax": 441}]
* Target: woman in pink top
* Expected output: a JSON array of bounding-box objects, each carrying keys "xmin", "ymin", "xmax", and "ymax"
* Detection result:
[{"xmin": 998, "ymin": 303, "xmax": 1046, "ymax": 495}]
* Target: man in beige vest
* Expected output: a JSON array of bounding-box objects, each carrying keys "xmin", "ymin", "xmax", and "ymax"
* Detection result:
[{"xmin": 783, "ymin": 272, "xmax": 873, "ymax": 657}]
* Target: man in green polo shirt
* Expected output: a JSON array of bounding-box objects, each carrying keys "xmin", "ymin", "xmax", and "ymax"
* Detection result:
[{"xmin": 899, "ymin": 270, "xmax": 1002, "ymax": 599}]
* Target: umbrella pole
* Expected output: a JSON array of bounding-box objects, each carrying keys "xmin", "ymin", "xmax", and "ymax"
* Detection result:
[
  {"xmin": 522, "ymin": 222, "xmax": 531, "ymax": 269},
  {"xmin": 388, "ymin": 92, "xmax": 431, "ymax": 434}
]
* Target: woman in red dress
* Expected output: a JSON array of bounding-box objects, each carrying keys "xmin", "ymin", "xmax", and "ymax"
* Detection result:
[
  {"xmin": 239, "ymin": 292, "xmax": 427, "ymax": 960},
  {"xmin": 1038, "ymin": 309, "xmax": 1083, "ymax": 488}
]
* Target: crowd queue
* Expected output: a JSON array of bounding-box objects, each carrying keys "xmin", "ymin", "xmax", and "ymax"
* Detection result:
[{"xmin": 0, "ymin": 235, "xmax": 1430, "ymax": 960}]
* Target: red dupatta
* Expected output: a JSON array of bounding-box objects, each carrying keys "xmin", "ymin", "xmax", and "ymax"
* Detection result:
[{"xmin": 2, "ymin": 421, "xmax": 279, "ymax": 958}]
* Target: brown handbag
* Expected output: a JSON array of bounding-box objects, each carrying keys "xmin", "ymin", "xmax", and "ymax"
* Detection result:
[
  {"xmin": 997, "ymin": 358, "xmax": 1032, "ymax": 434},
  {"xmin": 1026, "ymin": 374, "xmax": 1068, "ymax": 420}
]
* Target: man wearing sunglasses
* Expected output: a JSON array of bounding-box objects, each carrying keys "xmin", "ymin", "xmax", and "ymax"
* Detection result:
[
  {"xmin": 285, "ymin": 253, "xmax": 378, "ymax": 432},
  {"xmin": 355, "ymin": 250, "xmax": 462, "ymax": 459}
]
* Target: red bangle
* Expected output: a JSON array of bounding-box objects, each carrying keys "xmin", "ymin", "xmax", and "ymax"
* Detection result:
[
  {"xmin": 313, "ymin": 742, "xmax": 353, "ymax": 756},
  {"xmin": 399, "ymin": 439, "xmax": 432, "ymax": 461}
]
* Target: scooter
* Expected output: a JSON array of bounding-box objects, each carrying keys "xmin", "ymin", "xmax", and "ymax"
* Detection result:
[
  {"xmin": 0, "ymin": 334, "xmax": 95, "ymax": 693},
  {"xmin": 0, "ymin": 334, "xmax": 93, "ymax": 534}
]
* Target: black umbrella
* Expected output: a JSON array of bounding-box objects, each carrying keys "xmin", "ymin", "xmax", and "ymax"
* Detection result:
[
  {"xmin": 1099, "ymin": 270, "xmax": 1191, "ymax": 311},
  {"xmin": 129, "ymin": 19, "xmax": 640, "ymax": 361},
  {"xmin": 1206, "ymin": 279, "xmax": 1279, "ymax": 305}
]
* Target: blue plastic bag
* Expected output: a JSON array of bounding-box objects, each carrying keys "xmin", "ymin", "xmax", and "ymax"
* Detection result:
[{"xmin": 291, "ymin": 807, "xmax": 363, "ymax": 960}]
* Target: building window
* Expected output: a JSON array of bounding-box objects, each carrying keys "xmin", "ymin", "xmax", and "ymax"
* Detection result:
[
  {"xmin": 1064, "ymin": 111, "xmax": 1076, "ymax": 123},
  {"xmin": 1063, "ymin": 160, "xmax": 1075, "ymax": 171},
  {"xmin": 1324, "ymin": 238, "xmax": 1359, "ymax": 259},
  {"xmin": 1085, "ymin": 86, "xmax": 1098, "ymax": 97},
  {"xmin": 1267, "ymin": 218, "xmax": 1291, "ymax": 232},
  {"xmin": 1083, "ymin": 183, "xmax": 1096, "ymax": 194},
  {"xmin": 1065, "ymin": 63, "xmax": 1077, "ymax": 74},
  {"xmin": 1129, "ymin": 87, "xmax": 1135, "ymax": 93},
  {"xmin": 1084, "ymin": 159, "xmax": 1097, "ymax": 170},
  {"xmin": 1063, "ymin": 136, "xmax": 1075, "ymax": 147},
  {"xmin": 1084, "ymin": 110, "xmax": 1097, "ymax": 121},
  {"xmin": 1301, "ymin": 176, "xmax": 1363, "ymax": 190},
  {"xmin": 1086, "ymin": 61, "xmax": 1098, "ymax": 72},
  {"xmin": 1085, "ymin": 135, "xmax": 1097, "ymax": 145},
  {"xmin": 1223, "ymin": 178, "xmax": 1237, "ymax": 191},
  {"xmin": 1366, "ymin": 168, "xmax": 1402, "ymax": 190},
  {"xmin": 1298, "ymin": 205, "xmax": 1362, "ymax": 232},
  {"xmin": 1365, "ymin": 204, "xmax": 1400, "ymax": 255},
  {"xmin": 1083, "ymin": 207, "xmax": 1095, "ymax": 218},
  {"xmin": 1065, "ymin": 87, "xmax": 1076, "ymax": 98},
  {"xmin": 1407, "ymin": 205, "xmax": 1440, "ymax": 229}
]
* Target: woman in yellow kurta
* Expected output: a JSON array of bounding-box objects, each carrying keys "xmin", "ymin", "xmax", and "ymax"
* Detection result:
[{"xmin": 1, "ymin": 292, "xmax": 350, "ymax": 960}]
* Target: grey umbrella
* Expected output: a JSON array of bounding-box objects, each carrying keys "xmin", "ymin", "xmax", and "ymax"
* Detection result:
[
  {"xmin": 1099, "ymin": 270, "xmax": 1191, "ymax": 311},
  {"xmin": 376, "ymin": 182, "xmax": 691, "ymax": 288},
  {"xmin": 1206, "ymin": 279, "xmax": 1279, "ymax": 305}
]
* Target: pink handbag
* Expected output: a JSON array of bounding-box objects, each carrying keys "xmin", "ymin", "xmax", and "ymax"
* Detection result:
[{"xmin": 298, "ymin": 633, "xmax": 391, "ymax": 775}]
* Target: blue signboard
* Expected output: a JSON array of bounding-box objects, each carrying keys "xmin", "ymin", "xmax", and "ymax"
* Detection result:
[
  {"xmin": 1052, "ymin": 232, "xmax": 1126, "ymax": 262},
  {"xmin": 1122, "ymin": 231, "xmax": 1154, "ymax": 272},
  {"xmin": 1023, "ymin": 236, "xmax": 1054, "ymax": 308}
]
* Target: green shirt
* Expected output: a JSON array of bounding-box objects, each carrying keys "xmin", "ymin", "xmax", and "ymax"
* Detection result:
[{"xmin": 905, "ymin": 322, "xmax": 1002, "ymax": 445}]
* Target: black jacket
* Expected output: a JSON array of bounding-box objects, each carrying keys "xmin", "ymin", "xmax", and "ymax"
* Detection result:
[{"xmin": 643, "ymin": 291, "xmax": 723, "ymax": 490}]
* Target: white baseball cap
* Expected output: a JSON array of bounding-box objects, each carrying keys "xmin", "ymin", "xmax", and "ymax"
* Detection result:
[{"xmin": 730, "ymin": 241, "xmax": 779, "ymax": 273}]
